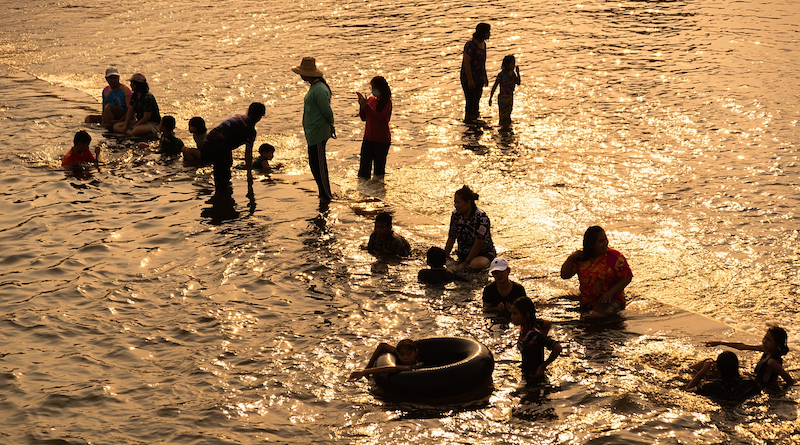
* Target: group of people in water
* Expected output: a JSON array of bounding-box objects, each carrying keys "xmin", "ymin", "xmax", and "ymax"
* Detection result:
[
  {"xmin": 354, "ymin": 184, "xmax": 794, "ymax": 401},
  {"xmin": 74, "ymin": 57, "xmax": 391, "ymax": 205},
  {"xmin": 70, "ymin": 26, "xmax": 793, "ymax": 402}
]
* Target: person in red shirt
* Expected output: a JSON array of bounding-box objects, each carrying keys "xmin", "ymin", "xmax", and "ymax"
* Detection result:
[
  {"xmin": 62, "ymin": 130, "xmax": 100, "ymax": 169},
  {"xmin": 356, "ymin": 76, "xmax": 392, "ymax": 179}
]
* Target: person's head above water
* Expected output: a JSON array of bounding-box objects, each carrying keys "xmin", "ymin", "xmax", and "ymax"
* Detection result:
[
  {"xmin": 395, "ymin": 339, "xmax": 418, "ymax": 365},
  {"xmin": 582, "ymin": 226, "xmax": 608, "ymax": 260},
  {"xmin": 716, "ymin": 351, "xmax": 740, "ymax": 381},
  {"xmin": 426, "ymin": 246, "xmax": 447, "ymax": 268}
]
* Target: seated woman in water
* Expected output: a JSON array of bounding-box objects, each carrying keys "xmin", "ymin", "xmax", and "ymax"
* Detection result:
[
  {"xmin": 510, "ymin": 296, "xmax": 560, "ymax": 380},
  {"xmin": 444, "ymin": 185, "xmax": 496, "ymax": 271},
  {"xmin": 347, "ymin": 339, "xmax": 421, "ymax": 380},
  {"xmin": 112, "ymin": 73, "xmax": 161, "ymax": 137},
  {"xmin": 560, "ymin": 226, "xmax": 633, "ymax": 319},
  {"xmin": 690, "ymin": 326, "xmax": 795, "ymax": 389}
]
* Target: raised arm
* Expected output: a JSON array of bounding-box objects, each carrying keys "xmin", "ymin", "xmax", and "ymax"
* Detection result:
[
  {"xmin": 703, "ymin": 341, "xmax": 761, "ymax": 351},
  {"xmin": 560, "ymin": 251, "xmax": 582, "ymax": 279}
]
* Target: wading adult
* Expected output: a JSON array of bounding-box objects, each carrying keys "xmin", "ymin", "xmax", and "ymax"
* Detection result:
[
  {"xmin": 444, "ymin": 185, "xmax": 496, "ymax": 271},
  {"xmin": 560, "ymin": 226, "xmax": 633, "ymax": 319},
  {"xmin": 461, "ymin": 23, "xmax": 490, "ymax": 122},
  {"xmin": 84, "ymin": 67, "xmax": 132, "ymax": 130},
  {"xmin": 293, "ymin": 57, "xmax": 335, "ymax": 201},
  {"xmin": 201, "ymin": 102, "xmax": 266, "ymax": 202},
  {"xmin": 113, "ymin": 73, "xmax": 161, "ymax": 137},
  {"xmin": 357, "ymin": 76, "xmax": 392, "ymax": 179}
]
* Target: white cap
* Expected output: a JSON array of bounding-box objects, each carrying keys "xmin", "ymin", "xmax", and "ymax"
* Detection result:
[
  {"xmin": 105, "ymin": 67, "xmax": 120, "ymax": 78},
  {"xmin": 489, "ymin": 257, "xmax": 509, "ymax": 273}
]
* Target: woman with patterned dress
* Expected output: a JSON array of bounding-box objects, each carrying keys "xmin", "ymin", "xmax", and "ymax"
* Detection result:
[
  {"xmin": 444, "ymin": 185, "xmax": 496, "ymax": 271},
  {"xmin": 561, "ymin": 226, "xmax": 633, "ymax": 319}
]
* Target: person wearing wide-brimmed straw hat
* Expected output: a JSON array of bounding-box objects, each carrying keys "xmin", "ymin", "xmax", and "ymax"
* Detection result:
[{"xmin": 293, "ymin": 57, "xmax": 335, "ymax": 201}]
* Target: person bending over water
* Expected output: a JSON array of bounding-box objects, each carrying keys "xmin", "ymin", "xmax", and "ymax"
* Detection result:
[
  {"xmin": 691, "ymin": 326, "xmax": 795, "ymax": 389},
  {"xmin": 510, "ymin": 297, "xmax": 559, "ymax": 380},
  {"xmin": 348, "ymin": 339, "xmax": 421, "ymax": 380},
  {"xmin": 444, "ymin": 185, "xmax": 496, "ymax": 271},
  {"xmin": 560, "ymin": 226, "xmax": 632, "ymax": 319},
  {"xmin": 201, "ymin": 103, "xmax": 266, "ymax": 202}
]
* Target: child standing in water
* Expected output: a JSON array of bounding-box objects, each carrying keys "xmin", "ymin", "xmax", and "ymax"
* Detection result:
[
  {"xmin": 489, "ymin": 55, "xmax": 521, "ymax": 128},
  {"xmin": 693, "ymin": 326, "xmax": 795, "ymax": 388},
  {"xmin": 510, "ymin": 297, "xmax": 560, "ymax": 380}
]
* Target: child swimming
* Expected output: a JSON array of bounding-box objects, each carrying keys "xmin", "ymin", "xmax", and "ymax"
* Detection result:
[
  {"xmin": 698, "ymin": 326, "xmax": 795, "ymax": 387},
  {"xmin": 348, "ymin": 339, "xmax": 420, "ymax": 380}
]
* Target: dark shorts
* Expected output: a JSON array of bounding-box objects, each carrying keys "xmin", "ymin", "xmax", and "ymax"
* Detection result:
[{"xmin": 457, "ymin": 251, "xmax": 496, "ymax": 264}]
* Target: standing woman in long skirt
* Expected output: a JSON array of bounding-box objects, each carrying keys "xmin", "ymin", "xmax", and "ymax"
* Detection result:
[
  {"xmin": 293, "ymin": 57, "xmax": 335, "ymax": 201},
  {"xmin": 357, "ymin": 76, "xmax": 393, "ymax": 179}
]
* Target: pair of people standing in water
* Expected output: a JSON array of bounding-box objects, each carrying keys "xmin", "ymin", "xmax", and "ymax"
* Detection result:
[
  {"xmin": 293, "ymin": 57, "xmax": 395, "ymax": 201},
  {"xmin": 461, "ymin": 23, "xmax": 522, "ymax": 127}
]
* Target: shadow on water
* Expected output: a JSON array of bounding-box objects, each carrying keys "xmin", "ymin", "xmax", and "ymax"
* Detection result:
[{"xmin": 461, "ymin": 122, "xmax": 489, "ymax": 155}]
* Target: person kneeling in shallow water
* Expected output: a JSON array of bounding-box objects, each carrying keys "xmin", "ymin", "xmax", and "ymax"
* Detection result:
[
  {"xmin": 348, "ymin": 339, "xmax": 421, "ymax": 380},
  {"xmin": 560, "ymin": 226, "xmax": 632, "ymax": 319},
  {"xmin": 418, "ymin": 246, "xmax": 468, "ymax": 284},
  {"xmin": 367, "ymin": 212, "xmax": 411, "ymax": 257}
]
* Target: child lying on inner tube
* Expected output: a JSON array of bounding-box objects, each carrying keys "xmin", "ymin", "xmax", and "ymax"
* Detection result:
[{"xmin": 348, "ymin": 339, "xmax": 421, "ymax": 380}]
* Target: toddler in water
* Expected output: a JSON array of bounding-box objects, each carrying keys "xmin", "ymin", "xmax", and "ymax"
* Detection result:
[
  {"xmin": 62, "ymin": 130, "xmax": 100, "ymax": 169},
  {"xmin": 488, "ymin": 55, "xmax": 521, "ymax": 128},
  {"xmin": 418, "ymin": 246, "xmax": 468, "ymax": 284},
  {"xmin": 510, "ymin": 296, "xmax": 560, "ymax": 380},
  {"xmin": 154, "ymin": 115, "xmax": 184, "ymax": 155},
  {"xmin": 348, "ymin": 339, "xmax": 421, "ymax": 380},
  {"xmin": 252, "ymin": 143, "xmax": 281, "ymax": 171},
  {"xmin": 687, "ymin": 326, "xmax": 795, "ymax": 389},
  {"xmin": 367, "ymin": 212, "xmax": 411, "ymax": 257},
  {"xmin": 182, "ymin": 116, "xmax": 207, "ymax": 165}
]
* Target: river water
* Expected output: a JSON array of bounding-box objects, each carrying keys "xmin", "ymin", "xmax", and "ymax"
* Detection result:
[{"xmin": 0, "ymin": 0, "xmax": 799, "ymax": 443}]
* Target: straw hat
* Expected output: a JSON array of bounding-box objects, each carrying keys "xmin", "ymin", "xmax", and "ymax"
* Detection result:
[{"xmin": 291, "ymin": 57, "xmax": 324, "ymax": 77}]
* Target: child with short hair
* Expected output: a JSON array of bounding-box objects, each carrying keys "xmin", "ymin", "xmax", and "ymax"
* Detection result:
[
  {"xmin": 417, "ymin": 246, "xmax": 468, "ymax": 284},
  {"xmin": 510, "ymin": 296, "xmax": 559, "ymax": 380},
  {"xmin": 488, "ymin": 55, "xmax": 521, "ymax": 128},
  {"xmin": 154, "ymin": 115, "xmax": 184, "ymax": 155},
  {"xmin": 367, "ymin": 212, "xmax": 411, "ymax": 257},
  {"xmin": 252, "ymin": 143, "xmax": 280, "ymax": 171},
  {"xmin": 348, "ymin": 339, "xmax": 421, "ymax": 380},
  {"xmin": 182, "ymin": 116, "xmax": 208, "ymax": 165},
  {"xmin": 62, "ymin": 130, "xmax": 100, "ymax": 169},
  {"xmin": 684, "ymin": 351, "xmax": 761, "ymax": 401}
]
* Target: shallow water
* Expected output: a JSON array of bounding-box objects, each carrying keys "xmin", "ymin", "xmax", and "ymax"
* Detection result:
[{"xmin": 0, "ymin": 0, "xmax": 799, "ymax": 443}]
